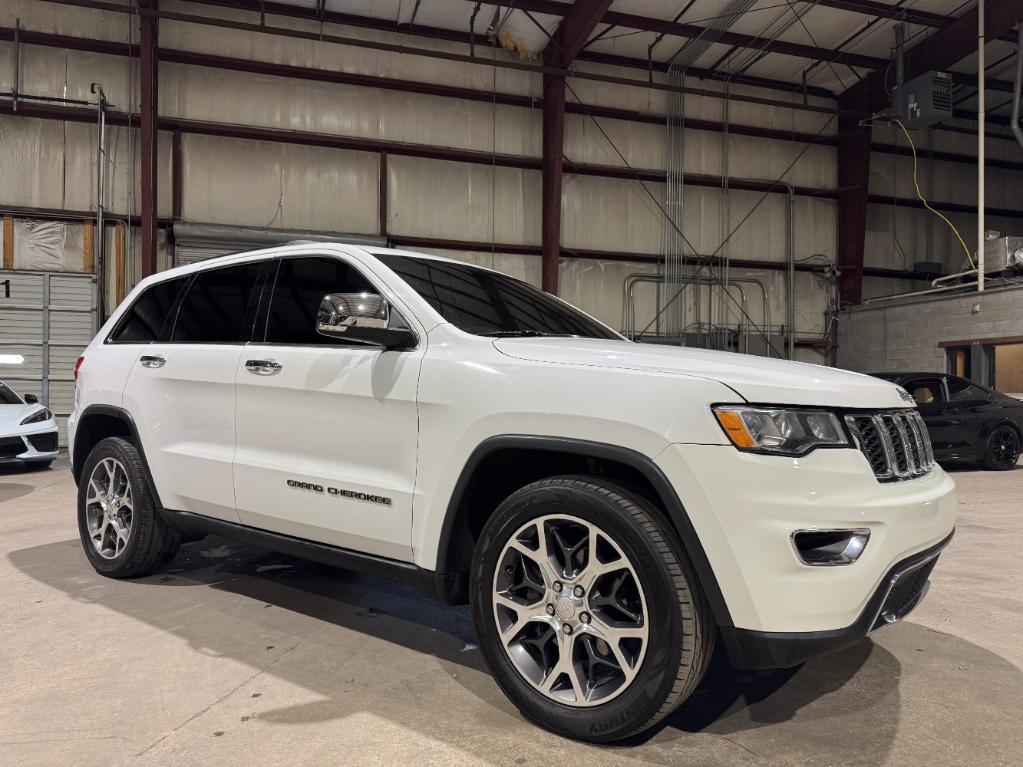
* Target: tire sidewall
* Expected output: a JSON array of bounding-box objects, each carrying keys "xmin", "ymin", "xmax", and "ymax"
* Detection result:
[
  {"xmin": 77, "ymin": 437, "xmax": 154, "ymax": 576},
  {"xmin": 471, "ymin": 481, "xmax": 688, "ymax": 742}
]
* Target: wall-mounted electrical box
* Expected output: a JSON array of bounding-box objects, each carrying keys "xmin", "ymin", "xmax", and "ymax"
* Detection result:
[{"xmin": 892, "ymin": 71, "xmax": 953, "ymax": 130}]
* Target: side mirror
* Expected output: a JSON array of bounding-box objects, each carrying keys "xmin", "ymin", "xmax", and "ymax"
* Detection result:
[
  {"xmin": 23, "ymin": 393, "xmax": 39, "ymax": 404},
  {"xmin": 316, "ymin": 293, "xmax": 416, "ymax": 350}
]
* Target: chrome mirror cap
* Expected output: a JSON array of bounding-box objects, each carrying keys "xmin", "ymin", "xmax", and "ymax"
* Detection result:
[
  {"xmin": 316, "ymin": 292, "xmax": 390, "ymax": 338},
  {"xmin": 315, "ymin": 292, "xmax": 417, "ymax": 350}
]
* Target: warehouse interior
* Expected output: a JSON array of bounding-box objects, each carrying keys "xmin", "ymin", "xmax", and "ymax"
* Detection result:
[{"xmin": 1, "ymin": 1, "xmax": 1022, "ymax": 764}]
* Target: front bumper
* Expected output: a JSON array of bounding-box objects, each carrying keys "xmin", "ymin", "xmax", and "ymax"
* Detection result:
[
  {"xmin": 0, "ymin": 428, "xmax": 59, "ymax": 463},
  {"xmin": 656, "ymin": 443, "xmax": 956, "ymax": 646},
  {"xmin": 721, "ymin": 530, "xmax": 951, "ymax": 669}
]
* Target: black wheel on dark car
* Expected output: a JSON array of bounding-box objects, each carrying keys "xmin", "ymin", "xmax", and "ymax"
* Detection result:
[
  {"xmin": 982, "ymin": 425, "xmax": 1021, "ymax": 471},
  {"xmin": 77, "ymin": 437, "xmax": 180, "ymax": 578},
  {"xmin": 471, "ymin": 476, "xmax": 713, "ymax": 743}
]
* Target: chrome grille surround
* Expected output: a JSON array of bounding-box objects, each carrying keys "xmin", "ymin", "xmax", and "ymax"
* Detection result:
[{"xmin": 845, "ymin": 410, "xmax": 935, "ymax": 481}]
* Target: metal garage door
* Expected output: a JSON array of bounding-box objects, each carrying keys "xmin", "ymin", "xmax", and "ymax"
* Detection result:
[
  {"xmin": 0, "ymin": 270, "xmax": 98, "ymax": 447},
  {"xmin": 172, "ymin": 223, "xmax": 387, "ymax": 267},
  {"xmin": 173, "ymin": 244, "xmax": 237, "ymax": 266}
]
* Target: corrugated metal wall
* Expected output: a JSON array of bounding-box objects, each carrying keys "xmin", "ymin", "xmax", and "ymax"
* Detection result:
[{"xmin": 13, "ymin": 0, "xmax": 997, "ymax": 367}]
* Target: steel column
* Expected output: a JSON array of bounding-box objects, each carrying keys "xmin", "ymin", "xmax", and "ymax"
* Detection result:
[
  {"xmin": 139, "ymin": 0, "xmax": 159, "ymax": 278},
  {"xmin": 538, "ymin": 0, "xmax": 611, "ymax": 295},
  {"xmin": 541, "ymin": 74, "xmax": 565, "ymax": 294}
]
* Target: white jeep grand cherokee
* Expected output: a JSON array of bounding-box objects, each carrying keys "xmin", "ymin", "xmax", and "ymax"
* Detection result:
[{"xmin": 69, "ymin": 244, "xmax": 956, "ymax": 741}]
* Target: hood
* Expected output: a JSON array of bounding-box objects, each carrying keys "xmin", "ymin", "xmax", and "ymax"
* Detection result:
[
  {"xmin": 493, "ymin": 337, "xmax": 908, "ymax": 409},
  {"xmin": 0, "ymin": 403, "xmax": 46, "ymax": 431}
]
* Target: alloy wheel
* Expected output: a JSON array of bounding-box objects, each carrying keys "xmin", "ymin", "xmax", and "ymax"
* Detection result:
[
  {"xmin": 990, "ymin": 427, "xmax": 1021, "ymax": 469},
  {"xmin": 85, "ymin": 457, "xmax": 134, "ymax": 560},
  {"xmin": 491, "ymin": 514, "xmax": 648, "ymax": 707}
]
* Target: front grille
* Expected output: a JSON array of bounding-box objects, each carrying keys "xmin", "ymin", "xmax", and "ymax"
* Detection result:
[
  {"xmin": 846, "ymin": 410, "xmax": 935, "ymax": 481},
  {"xmin": 27, "ymin": 432, "xmax": 58, "ymax": 452},
  {"xmin": 873, "ymin": 557, "xmax": 937, "ymax": 629},
  {"xmin": 0, "ymin": 436, "xmax": 27, "ymax": 458}
]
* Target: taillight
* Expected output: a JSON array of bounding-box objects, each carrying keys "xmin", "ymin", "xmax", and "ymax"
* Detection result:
[{"xmin": 74, "ymin": 356, "xmax": 84, "ymax": 380}]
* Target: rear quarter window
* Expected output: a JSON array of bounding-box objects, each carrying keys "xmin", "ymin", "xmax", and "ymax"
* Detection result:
[{"xmin": 107, "ymin": 277, "xmax": 189, "ymax": 344}]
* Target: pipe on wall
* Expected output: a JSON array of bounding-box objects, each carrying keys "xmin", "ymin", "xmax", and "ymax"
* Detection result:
[
  {"xmin": 90, "ymin": 83, "xmax": 107, "ymax": 318},
  {"xmin": 1012, "ymin": 25, "xmax": 1023, "ymax": 152},
  {"xmin": 977, "ymin": 0, "xmax": 986, "ymax": 293},
  {"xmin": 783, "ymin": 183, "xmax": 796, "ymax": 360}
]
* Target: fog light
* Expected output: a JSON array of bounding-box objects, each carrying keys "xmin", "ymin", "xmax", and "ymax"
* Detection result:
[{"xmin": 792, "ymin": 529, "xmax": 870, "ymax": 566}]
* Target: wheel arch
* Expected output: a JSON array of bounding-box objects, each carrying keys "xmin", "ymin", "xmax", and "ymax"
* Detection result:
[
  {"xmin": 435, "ymin": 435, "xmax": 733, "ymax": 629},
  {"xmin": 72, "ymin": 405, "xmax": 164, "ymax": 509}
]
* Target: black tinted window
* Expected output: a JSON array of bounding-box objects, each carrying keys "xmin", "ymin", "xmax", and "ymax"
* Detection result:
[
  {"xmin": 109, "ymin": 277, "xmax": 188, "ymax": 343},
  {"xmin": 376, "ymin": 255, "xmax": 617, "ymax": 339},
  {"xmin": 0, "ymin": 381, "xmax": 20, "ymax": 405},
  {"xmin": 172, "ymin": 262, "xmax": 265, "ymax": 343},
  {"xmin": 264, "ymin": 257, "xmax": 376, "ymax": 344},
  {"xmin": 948, "ymin": 377, "xmax": 989, "ymax": 403}
]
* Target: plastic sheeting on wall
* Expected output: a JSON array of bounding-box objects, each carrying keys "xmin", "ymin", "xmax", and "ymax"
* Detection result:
[{"xmin": 12, "ymin": 220, "xmax": 84, "ymax": 271}]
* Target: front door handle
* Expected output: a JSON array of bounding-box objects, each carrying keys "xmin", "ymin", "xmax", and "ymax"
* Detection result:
[
  {"xmin": 139, "ymin": 355, "xmax": 166, "ymax": 369},
  {"xmin": 245, "ymin": 359, "xmax": 282, "ymax": 375}
]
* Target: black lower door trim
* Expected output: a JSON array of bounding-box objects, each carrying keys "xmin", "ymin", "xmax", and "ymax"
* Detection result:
[{"xmin": 163, "ymin": 510, "xmax": 454, "ymax": 601}]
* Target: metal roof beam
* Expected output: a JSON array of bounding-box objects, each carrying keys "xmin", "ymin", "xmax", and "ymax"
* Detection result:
[
  {"xmin": 814, "ymin": 0, "xmax": 1016, "ymax": 44},
  {"xmin": 546, "ymin": 0, "xmax": 613, "ymax": 66}
]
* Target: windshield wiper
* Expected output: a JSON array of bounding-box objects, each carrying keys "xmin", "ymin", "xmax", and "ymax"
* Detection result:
[{"xmin": 478, "ymin": 330, "xmax": 575, "ymax": 338}]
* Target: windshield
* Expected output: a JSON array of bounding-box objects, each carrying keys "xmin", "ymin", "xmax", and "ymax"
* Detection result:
[
  {"xmin": 0, "ymin": 381, "xmax": 22, "ymax": 405},
  {"xmin": 375, "ymin": 255, "xmax": 620, "ymax": 340}
]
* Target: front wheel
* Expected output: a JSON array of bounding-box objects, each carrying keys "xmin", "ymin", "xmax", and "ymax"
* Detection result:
[
  {"xmin": 981, "ymin": 425, "xmax": 1021, "ymax": 470},
  {"xmin": 471, "ymin": 476, "xmax": 713, "ymax": 742}
]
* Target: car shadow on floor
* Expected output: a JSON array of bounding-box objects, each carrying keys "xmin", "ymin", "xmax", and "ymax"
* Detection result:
[{"xmin": 8, "ymin": 534, "xmax": 1022, "ymax": 764}]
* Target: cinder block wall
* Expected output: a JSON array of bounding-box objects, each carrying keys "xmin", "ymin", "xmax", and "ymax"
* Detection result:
[{"xmin": 837, "ymin": 284, "xmax": 1023, "ymax": 373}]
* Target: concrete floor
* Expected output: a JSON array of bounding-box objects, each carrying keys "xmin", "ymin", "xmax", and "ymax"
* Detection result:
[{"xmin": 1, "ymin": 458, "xmax": 1021, "ymax": 767}]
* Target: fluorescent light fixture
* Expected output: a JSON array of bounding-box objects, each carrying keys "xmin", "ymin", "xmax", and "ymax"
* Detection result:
[{"xmin": 0, "ymin": 354, "xmax": 26, "ymax": 365}]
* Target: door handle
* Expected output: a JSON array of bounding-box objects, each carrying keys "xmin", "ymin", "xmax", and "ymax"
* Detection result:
[
  {"xmin": 245, "ymin": 359, "xmax": 282, "ymax": 375},
  {"xmin": 139, "ymin": 355, "xmax": 166, "ymax": 369}
]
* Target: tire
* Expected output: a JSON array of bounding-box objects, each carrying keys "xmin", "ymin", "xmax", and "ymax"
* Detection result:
[
  {"xmin": 471, "ymin": 475, "xmax": 713, "ymax": 742},
  {"xmin": 981, "ymin": 425, "xmax": 1021, "ymax": 471},
  {"xmin": 77, "ymin": 437, "xmax": 180, "ymax": 578},
  {"xmin": 24, "ymin": 459, "xmax": 54, "ymax": 470}
]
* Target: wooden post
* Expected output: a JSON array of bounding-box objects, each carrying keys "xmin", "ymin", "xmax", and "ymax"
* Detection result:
[
  {"xmin": 115, "ymin": 225, "xmax": 126, "ymax": 305},
  {"xmin": 83, "ymin": 219, "xmax": 95, "ymax": 273},
  {"xmin": 2, "ymin": 216, "xmax": 13, "ymax": 269}
]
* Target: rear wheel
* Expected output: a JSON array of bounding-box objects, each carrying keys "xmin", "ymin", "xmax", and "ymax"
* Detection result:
[
  {"xmin": 471, "ymin": 476, "xmax": 713, "ymax": 742},
  {"xmin": 77, "ymin": 437, "xmax": 180, "ymax": 577},
  {"xmin": 981, "ymin": 425, "xmax": 1021, "ymax": 471}
]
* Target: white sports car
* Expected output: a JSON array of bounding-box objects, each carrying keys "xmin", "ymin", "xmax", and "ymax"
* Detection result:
[{"xmin": 0, "ymin": 380, "xmax": 59, "ymax": 469}]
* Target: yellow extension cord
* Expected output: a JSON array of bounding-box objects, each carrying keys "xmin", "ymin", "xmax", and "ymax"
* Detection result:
[{"xmin": 894, "ymin": 117, "xmax": 976, "ymax": 270}]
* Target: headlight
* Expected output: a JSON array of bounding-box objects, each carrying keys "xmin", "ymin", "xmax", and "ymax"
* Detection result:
[
  {"xmin": 713, "ymin": 405, "xmax": 849, "ymax": 456},
  {"xmin": 21, "ymin": 408, "xmax": 53, "ymax": 425}
]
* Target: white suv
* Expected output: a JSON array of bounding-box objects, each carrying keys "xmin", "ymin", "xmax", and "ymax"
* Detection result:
[{"xmin": 69, "ymin": 244, "xmax": 956, "ymax": 741}]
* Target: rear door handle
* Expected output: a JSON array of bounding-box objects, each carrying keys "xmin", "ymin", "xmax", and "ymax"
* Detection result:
[
  {"xmin": 245, "ymin": 359, "xmax": 282, "ymax": 375},
  {"xmin": 139, "ymin": 355, "xmax": 166, "ymax": 369}
]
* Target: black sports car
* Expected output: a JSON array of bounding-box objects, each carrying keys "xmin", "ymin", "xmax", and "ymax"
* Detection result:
[{"xmin": 869, "ymin": 372, "xmax": 1023, "ymax": 470}]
